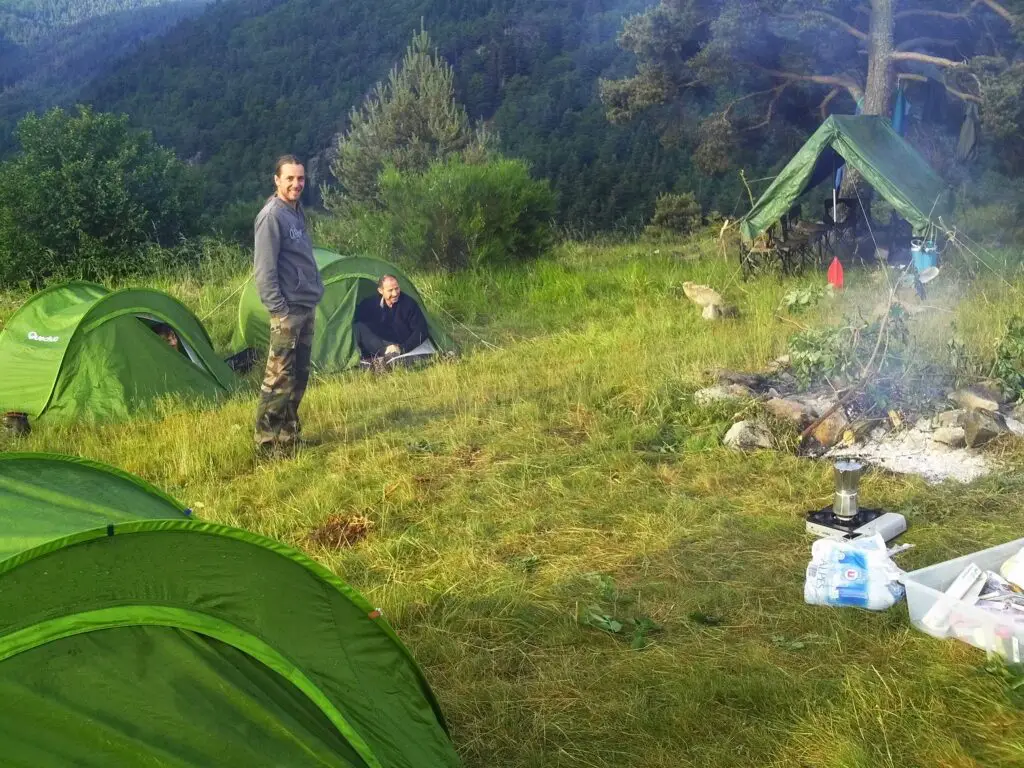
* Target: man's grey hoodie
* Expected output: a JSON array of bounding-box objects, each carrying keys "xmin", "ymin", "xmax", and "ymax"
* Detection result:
[{"xmin": 253, "ymin": 196, "xmax": 324, "ymax": 315}]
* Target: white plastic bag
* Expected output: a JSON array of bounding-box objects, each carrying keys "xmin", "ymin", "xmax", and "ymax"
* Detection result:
[
  {"xmin": 1000, "ymin": 546, "xmax": 1024, "ymax": 590},
  {"xmin": 804, "ymin": 534, "xmax": 906, "ymax": 611}
]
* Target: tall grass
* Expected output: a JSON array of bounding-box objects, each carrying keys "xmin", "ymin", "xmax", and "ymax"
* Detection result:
[{"xmin": 3, "ymin": 236, "xmax": 1024, "ymax": 766}]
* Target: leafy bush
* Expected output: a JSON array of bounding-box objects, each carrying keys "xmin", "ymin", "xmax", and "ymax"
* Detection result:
[
  {"xmin": 780, "ymin": 286, "xmax": 826, "ymax": 315},
  {"xmin": 992, "ymin": 316, "xmax": 1024, "ymax": 399},
  {"xmin": 955, "ymin": 168, "xmax": 1024, "ymax": 247},
  {"xmin": 337, "ymin": 157, "xmax": 556, "ymax": 271},
  {"xmin": 645, "ymin": 192, "xmax": 702, "ymax": 238},
  {"xmin": 207, "ymin": 197, "xmax": 266, "ymax": 246},
  {"xmin": 0, "ymin": 106, "xmax": 202, "ymax": 284},
  {"xmin": 788, "ymin": 325, "xmax": 853, "ymax": 386},
  {"xmin": 788, "ymin": 305, "xmax": 910, "ymax": 389}
]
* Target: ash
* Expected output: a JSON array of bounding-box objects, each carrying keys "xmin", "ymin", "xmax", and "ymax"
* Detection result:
[{"xmin": 827, "ymin": 428, "xmax": 994, "ymax": 485}]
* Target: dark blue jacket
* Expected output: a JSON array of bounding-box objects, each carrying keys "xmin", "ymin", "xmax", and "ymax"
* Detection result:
[{"xmin": 355, "ymin": 294, "xmax": 428, "ymax": 351}]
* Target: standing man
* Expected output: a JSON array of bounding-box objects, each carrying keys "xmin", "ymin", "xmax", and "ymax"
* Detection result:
[{"xmin": 253, "ymin": 155, "xmax": 324, "ymax": 456}]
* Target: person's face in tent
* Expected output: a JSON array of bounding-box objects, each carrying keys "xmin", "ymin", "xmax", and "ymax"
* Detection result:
[
  {"xmin": 158, "ymin": 328, "xmax": 179, "ymax": 350},
  {"xmin": 378, "ymin": 277, "xmax": 401, "ymax": 308}
]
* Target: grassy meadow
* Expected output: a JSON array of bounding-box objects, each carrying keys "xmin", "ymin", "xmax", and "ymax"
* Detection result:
[{"xmin": 3, "ymin": 234, "xmax": 1024, "ymax": 766}]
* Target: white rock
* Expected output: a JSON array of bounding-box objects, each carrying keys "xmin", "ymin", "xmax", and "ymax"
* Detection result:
[
  {"xmin": 723, "ymin": 421, "xmax": 773, "ymax": 451},
  {"xmin": 683, "ymin": 281, "xmax": 724, "ymax": 308},
  {"xmin": 935, "ymin": 409, "xmax": 965, "ymax": 428},
  {"xmin": 695, "ymin": 384, "xmax": 753, "ymax": 406},
  {"xmin": 1005, "ymin": 416, "xmax": 1024, "ymax": 437},
  {"xmin": 932, "ymin": 427, "xmax": 966, "ymax": 448},
  {"xmin": 949, "ymin": 386, "xmax": 1002, "ymax": 413}
]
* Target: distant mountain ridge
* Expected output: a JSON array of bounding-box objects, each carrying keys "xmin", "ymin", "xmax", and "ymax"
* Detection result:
[
  {"xmin": 0, "ymin": 0, "xmax": 198, "ymax": 43},
  {"xmin": 0, "ymin": 0, "xmax": 213, "ymax": 153}
]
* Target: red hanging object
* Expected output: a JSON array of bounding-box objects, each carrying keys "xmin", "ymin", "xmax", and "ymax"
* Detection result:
[{"xmin": 827, "ymin": 256, "xmax": 844, "ymax": 289}]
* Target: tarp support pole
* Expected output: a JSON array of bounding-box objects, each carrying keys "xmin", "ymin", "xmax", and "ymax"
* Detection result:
[{"xmin": 832, "ymin": 155, "xmax": 837, "ymax": 223}]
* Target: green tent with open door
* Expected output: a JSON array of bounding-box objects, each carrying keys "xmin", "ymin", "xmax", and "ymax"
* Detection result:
[
  {"xmin": 0, "ymin": 281, "xmax": 238, "ymax": 422},
  {"xmin": 0, "ymin": 452, "xmax": 460, "ymax": 767},
  {"xmin": 739, "ymin": 115, "xmax": 954, "ymax": 242},
  {"xmin": 234, "ymin": 250, "xmax": 455, "ymax": 374}
]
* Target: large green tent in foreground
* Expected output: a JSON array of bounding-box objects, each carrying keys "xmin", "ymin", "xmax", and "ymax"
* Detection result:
[
  {"xmin": 0, "ymin": 282, "xmax": 238, "ymax": 422},
  {"xmin": 234, "ymin": 250, "xmax": 455, "ymax": 374},
  {"xmin": 739, "ymin": 115, "xmax": 954, "ymax": 242},
  {"xmin": 0, "ymin": 452, "xmax": 460, "ymax": 767}
]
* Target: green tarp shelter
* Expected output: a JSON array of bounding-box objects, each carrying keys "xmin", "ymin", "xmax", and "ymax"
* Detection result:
[
  {"xmin": 0, "ymin": 452, "xmax": 460, "ymax": 767},
  {"xmin": 739, "ymin": 115, "xmax": 953, "ymax": 242},
  {"xmin": 0, "ymin": 282, "xmax": 238, "ymax": 422},
  {"xmin": 234, "ymin": 250, "xmax": 455, "ymax": 374}
]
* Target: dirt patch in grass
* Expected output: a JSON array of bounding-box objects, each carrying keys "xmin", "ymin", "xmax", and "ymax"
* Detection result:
[{"xmin": 307, "ymin": 513, "xmax": 374, "ymax": 548}]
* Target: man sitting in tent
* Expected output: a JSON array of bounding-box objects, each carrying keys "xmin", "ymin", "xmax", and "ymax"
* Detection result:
[{"xmin": 354, "ymin": 275, "xmax": 429, "ymax": 362}]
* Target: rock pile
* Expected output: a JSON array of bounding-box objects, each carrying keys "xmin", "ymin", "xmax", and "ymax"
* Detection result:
[{"xmin": 693, "ymin": 363, "xmax": 1022, "ymax": 484}]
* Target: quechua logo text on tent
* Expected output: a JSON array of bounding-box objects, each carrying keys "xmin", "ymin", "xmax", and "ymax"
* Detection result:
[{"xmin": 27, "ymin": 331, "xmax": 60, "ymax": 343}]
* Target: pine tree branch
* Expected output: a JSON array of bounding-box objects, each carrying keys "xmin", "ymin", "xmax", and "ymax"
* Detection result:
[
  {"xmin": 894, "ymin": 8, "xmax": 971, "ymax": 21},
  {"xmin": 761, "ymin": 68, "xmax": 864, "ymax": 103},
  {"xmin": 896, "ymin": 0, "xmax": 1017, "ymax": 24},
  {"xmin": 721, "ymin": 87, "xmax": 780, "ymax": 119},
  {"xmin": 896, "ymin": 37, "xmax": 960, "ymax": 52},
  {"xmin": 779, "ymin": 12, "xmax": 868, "ymax": 40},
  {"xmin": 976, "ymin": 0, "xmax": 1016, "ymax": 24},
  {"xmin": 746, "ymin": 84, "xmax": 790, "ymax": 130},
  {"xmin": 891, "ymin": 51, "xmax": 965, "ymax": 67},
  {"xmin": 818, "ymin": 87, "xmax": 842, "ymax": 118},
  {"xmin": 897, "ymin": 72, "xmax": 983, "ymax": 103}
]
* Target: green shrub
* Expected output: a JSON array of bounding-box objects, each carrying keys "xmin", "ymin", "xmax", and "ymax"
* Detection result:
[
  {"xmin": 0, "ymin": 106, "xmax": 202, "ymax": 285},
  {"xmin": 207, "ymin": 197, "xmax": 267, "ymax": 246},
  {"xmin": 345, "ymin": 157, "xmax": 556, "ymax": 271},
  {"xmin": 645, "ymin": 192, "xmax": 702, "ymax": 238},
  {"xmin": 956, "ymin": 169, "xmax": 1024, "ymax": 247},
  {"xmin": 993, "ymin": 316, "xmax": 1024, "ymax": 399}
]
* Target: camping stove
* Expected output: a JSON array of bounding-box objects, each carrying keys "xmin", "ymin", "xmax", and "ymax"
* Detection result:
[{"xmin": 805, "ymin": 460, "xmax": 907, "ymax": 542}]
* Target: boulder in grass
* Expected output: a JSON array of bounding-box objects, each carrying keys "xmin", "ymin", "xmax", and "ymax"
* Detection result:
[
  {"xmin": 932, "ymin": 427, "xmax": 966, "ymax": 448},
  {"xmin": 811, "ymin": 409, "xmax": 850, "ymax": 448},
  {"xmin": 949, "ymin": 385, "xmax": 1003, "ymax": 413},
  {"xmin": 723, "ymin": 421, "xmax": 773, "ymax": 451},
  {"xmin": 695, "ymin": 384, "xmax": 755, "ymax": 406},
  {"xmin": 764, "ymin": 397, "xmax": 815, "ymax": 427},
  {"xmin": 963, "ymin": 409, "xmax": 1008, "ymax": 448}
]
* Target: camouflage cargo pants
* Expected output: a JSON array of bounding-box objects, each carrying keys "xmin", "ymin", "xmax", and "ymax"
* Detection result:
[{"xmin": 254, "ymin": 308, "xmax": 315, "ymax": 449}]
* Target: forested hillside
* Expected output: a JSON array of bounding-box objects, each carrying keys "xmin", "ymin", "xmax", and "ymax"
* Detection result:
[
  {"xmin": 80, "ymin": 0, "xmax": 717, "ymax": 228},
  {"xmin": 0, "ymin": 0, "xmax": 193, "ymax": 42},
  {"xmin": 0, "ymin": 0, "xmax": 212, "ymax": 154}
]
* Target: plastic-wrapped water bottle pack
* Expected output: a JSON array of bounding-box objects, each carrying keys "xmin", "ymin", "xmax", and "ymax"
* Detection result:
[{"xmin": 804, "ymin": 534, "xmax": 906, "ymax": 611}]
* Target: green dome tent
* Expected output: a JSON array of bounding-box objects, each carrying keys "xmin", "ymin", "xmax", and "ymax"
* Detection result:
[
  {"xmin": 0, "ymin": 281, "xmax": 238, "ymax": 422},
  {"xmin": 234, "ymin": 250, "xmax": 455, "ymax": 374},
  {"xmin": 0, "ymin": 452, "xmax": 460, "ymax": 767}
]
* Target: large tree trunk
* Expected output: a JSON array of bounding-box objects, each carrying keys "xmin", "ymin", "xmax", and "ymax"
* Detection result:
[
  {"xmin": 839, "ymin": 0, "xmax": 894, "ymax": 222},
  {"xmin": 862, "ymin": 0, "xmax": 894, "ymax": 116}
]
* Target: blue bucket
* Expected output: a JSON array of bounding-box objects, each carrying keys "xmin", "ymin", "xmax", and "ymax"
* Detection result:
[{"xmin": 913, "ymin": 249, "xmax": 937, "ymax": 273}]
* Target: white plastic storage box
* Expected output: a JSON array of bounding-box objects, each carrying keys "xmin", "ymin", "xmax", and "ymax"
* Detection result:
[{"xmin": 903, "ymin": 537, "xmax": 1024, "ymax": 659}]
